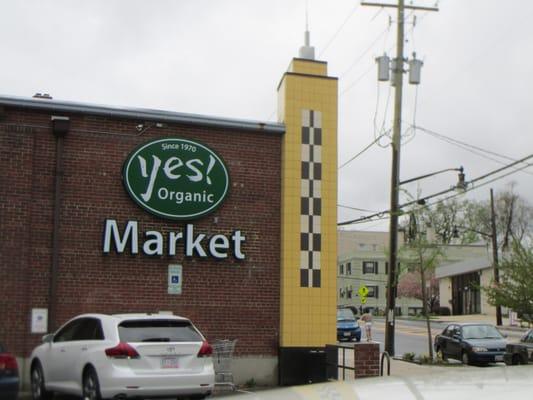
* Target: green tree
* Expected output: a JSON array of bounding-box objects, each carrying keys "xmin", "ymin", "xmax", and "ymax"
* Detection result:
[
  {"xmin": 399, "ymin": 212, "xmax": 444, "ymax": 359},
  {"xmin": 484, "ymin": 241, "xmax": 533, "ymax": 325}
]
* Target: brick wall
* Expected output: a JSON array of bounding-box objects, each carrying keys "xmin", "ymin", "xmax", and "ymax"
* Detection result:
[
  {"xmin": 353, "ymin": 343, "xmax": 380, "ymax": 378},
  {"xmin": 0, "ymin": 106, "xmax": 282, "ymax": 358}
]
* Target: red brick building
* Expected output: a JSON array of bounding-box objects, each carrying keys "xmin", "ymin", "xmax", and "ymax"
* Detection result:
[
  {"xmin": 0, "ymin": 43, "xmax": 351, "ymax": 387},
  {"xmin": 0, "ymin": 95, "xmax": 283, "ymax": 383}
]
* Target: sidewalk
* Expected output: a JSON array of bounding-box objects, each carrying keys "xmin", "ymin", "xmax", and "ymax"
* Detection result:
[{"xmin": 386, "ymin": 356, "xmax": 470, "ymax": 377}]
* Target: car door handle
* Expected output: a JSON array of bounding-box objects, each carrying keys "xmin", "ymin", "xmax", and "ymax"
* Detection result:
[
  {"xmin": 81, "ymin": 347, "xmax": 88, "ymax": 351},
  {"xmin": 60, "ymin": 348, "xmax": 66, "ymax": 352}
]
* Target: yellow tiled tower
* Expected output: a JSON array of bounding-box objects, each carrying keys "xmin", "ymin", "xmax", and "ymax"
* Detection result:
[{"xmin": 277, "ymin": 31, "xmax": 338, "ymax": 385}]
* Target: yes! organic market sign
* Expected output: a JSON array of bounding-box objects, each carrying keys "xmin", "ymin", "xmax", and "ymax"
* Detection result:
[{"xmin": 123, "ymin": 138, "xmax": 229, "ymax": 220}]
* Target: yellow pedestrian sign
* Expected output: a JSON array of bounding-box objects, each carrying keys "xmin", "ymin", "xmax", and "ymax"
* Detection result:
[{"xmin": 358, "ymin": 285, "xmax": 368, "ymax": 305}]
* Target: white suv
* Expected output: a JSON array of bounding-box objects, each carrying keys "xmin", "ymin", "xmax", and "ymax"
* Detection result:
[{"xmin": 30, "ymin": 313, "xmax": 215, "ymax": 400}]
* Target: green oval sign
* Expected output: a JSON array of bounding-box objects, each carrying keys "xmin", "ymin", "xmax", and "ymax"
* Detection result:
[{"xmin": 123, "ymin": 138, "xmax": 229, "ymax": 220}]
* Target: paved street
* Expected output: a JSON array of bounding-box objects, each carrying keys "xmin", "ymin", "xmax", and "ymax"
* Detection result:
[{"xmin": 368, "ymin": 316, "xmax": 527, "ymax": 357}]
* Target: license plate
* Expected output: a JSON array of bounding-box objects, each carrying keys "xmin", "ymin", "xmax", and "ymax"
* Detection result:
[
  {"xmin": 161, "ymin": 357, "xmax": 179, "ymax": 368},
  {"xmin": 343, "ymin": 332, "xmax": 351, "ymax": 337},
  {"xmin": 495, "ymin": 355, "xmax": 504, "ymax": 362}
]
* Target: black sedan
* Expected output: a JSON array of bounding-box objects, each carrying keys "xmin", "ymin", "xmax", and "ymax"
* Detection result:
[
  {"xmin": 0, "ymin": 342, "xmax": 19, "ymax": 400},
  {"xmin": 504, "ymin": 328, "xmax": 533, "ymax": 365},
  {"xmin": 434, "ymin": 323, "xmax": 506, "ymax": 365}
]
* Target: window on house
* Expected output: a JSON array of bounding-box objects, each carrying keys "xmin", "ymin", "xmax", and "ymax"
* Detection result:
[
  {"xmin": 339, "ymin": 264, "xmax": 344, "ymax": 275},
  {"xmin": 347, "ymin": 286, "xmax": 352, "ymax": 299},
  {"xmin": 346, "ymin": 262, "xmax": 352, "ymax": 275},
  {"xmin": 339, "ymin": 288, "xmax": 345, "ymax": 298},
  {"xmin": 362, "ymin": 261, "xmax": 378, "ymax": 274},
  {"xmin": 385, "ymin": 262, "xmax": 388, "ymax": 275},
  {"xmin": 367, "ymin": 285, "xmax": 379, "ymax": 298}
]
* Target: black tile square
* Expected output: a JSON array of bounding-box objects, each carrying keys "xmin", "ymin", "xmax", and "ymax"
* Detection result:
[
  {"xmin": 312, "ymin": 233, "xmax": 321, "ymax": 251},
  {"xmin": 312, "ymin": 270, "xmax": 321, "ymax": 288},
  {"xmin": 301, "ymin": 233, "xmax": 309, "ymax": 251},
  {"xmin": 301, "ymin": 269, "xmax": 309, "ymax": 287},
  {"xmin": 313, "ymin": 163, "xmax": 322, "ymax": 180},
  {"xmin": 314, "ymin": 128, "xmax": 322, "ymax": 145},
  {"xmin": 302, "ymin": 127, "xmax": 310, "ymax": 144},
  {"xmin": 302, "ymin": 161, "xmax": 309, "ymax": 180}
]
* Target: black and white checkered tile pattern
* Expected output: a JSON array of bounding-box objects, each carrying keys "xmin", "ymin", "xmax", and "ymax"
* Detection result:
[{"xmin": 300, "ymin": 109, "xmax": 322, "ymax": 288}]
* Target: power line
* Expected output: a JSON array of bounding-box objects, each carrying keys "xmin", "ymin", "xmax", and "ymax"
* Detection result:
[
  {"xmin": 338, "ymin": 133, "xmax": 387, "ymax": 169},
  {"xmin": 340, "ymin": 27, "xmax": 390, "ymax": 79},
  {"xmin": 418, "ymin": 161, "xmax": 533, "ymax": 212},
  {"xmin": 414, "ymin": 125, "xmax": 524, "ymax": 164},
  {"xmin": 319, "ymin": 4, "xmax": 360, "ymax": 58},
  {"xmin": 338, "ymin": 153, "xmax": 533, "ymax": 226},
  {"xmin": 412, "ymin": 124, "xmax": 533, "ymax": 177},
  {"xmin": 338, "ymin": 204, "xmax": 380, "ymax": 213}
]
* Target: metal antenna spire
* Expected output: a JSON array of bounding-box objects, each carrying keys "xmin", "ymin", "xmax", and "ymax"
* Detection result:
[
  {"xmin": 305, "ymin": 0, "xmax": 309, "ymax": 38},
  {"xmin": 299, "ymin": 0, "xmax": 315, "ymax": 59}
]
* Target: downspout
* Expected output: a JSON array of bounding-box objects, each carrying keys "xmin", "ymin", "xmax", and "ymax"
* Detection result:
[{"xmin": 48, "ymin": 116, "xmax": 70, "ymax": 332}]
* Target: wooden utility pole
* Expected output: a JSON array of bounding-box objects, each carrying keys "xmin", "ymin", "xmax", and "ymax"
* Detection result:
[
  {"xmin": 362, "ymin": 0, "xmax": 438, "ymax": 357},
  {"xmin": 490, "ymin": 188, "xmax": 503, "ymax": 326}
]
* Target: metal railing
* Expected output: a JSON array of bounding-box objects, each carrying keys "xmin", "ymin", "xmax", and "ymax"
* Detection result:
[
  {"xmin": 380, "ymin": 351, "xmax": 391, "ymax": 376},
  {"xmin": 325, "ymin": 344, "xmax": 357, "ymax": 380}
]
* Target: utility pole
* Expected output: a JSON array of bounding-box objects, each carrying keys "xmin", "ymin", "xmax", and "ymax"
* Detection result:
[
  {"xmin": 362, "ymin": 0, "xmax": 438, "ymax": 356},
  {"xmin": 490, "ymin": 188, "xmax": 503, "ymax": 326}
]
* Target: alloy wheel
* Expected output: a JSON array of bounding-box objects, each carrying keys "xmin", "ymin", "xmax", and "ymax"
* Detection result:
[
  {"xmin": 83, "ymin": 370, "xmax": 100, "ymax": 400},
  {"xmin": 31, "ymin": 366, "xmax": 43, "ymax": 400}
]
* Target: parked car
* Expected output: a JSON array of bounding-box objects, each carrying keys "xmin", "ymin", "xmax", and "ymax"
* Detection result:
[
  {"xmin": 504, "ymin": 328, "xmax": 533, "ymax": 365},
  {"xmin": 0, "ymin": 342, "xmax": 19, "ymax": 400},
  {"xmin": 336, "ymin": 308, "xmax": 361, "ymax": 342},
  {"xmin": 30, "ymin": 313, "xmax": 215, "ymax": 400},
  {"xmin": 434, "ymin": 323, "xmax": 506, "ymax": 365}
]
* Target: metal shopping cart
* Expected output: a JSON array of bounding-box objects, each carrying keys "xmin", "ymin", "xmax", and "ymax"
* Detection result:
[{"xmin": 212, "ymin": 339, "xmax": 238, "ymax": 391}]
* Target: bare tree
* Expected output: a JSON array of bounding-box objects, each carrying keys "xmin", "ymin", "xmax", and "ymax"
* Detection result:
[{"xmin": 464, "ymin": 184, "xmax": 533, "ymax": 249}]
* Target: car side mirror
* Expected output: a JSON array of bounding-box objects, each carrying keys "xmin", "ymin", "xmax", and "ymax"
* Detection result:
[
  {"xmin": 42, "ymin": 333, "xmax": 54, "ymax": 343},
  {"xmin": 452, "ymin": 334, "xmax": 461, "ymax": 340}
]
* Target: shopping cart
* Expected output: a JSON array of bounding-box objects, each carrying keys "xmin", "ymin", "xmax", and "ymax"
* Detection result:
[{"xmin": 212, "ymin": 339, "xmax": 238, "ymax": 391}]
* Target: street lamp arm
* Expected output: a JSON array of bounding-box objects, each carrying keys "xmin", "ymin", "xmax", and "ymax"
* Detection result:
[
  {"xmin": 453, "ymin": 225, "xmax": 492, "ymax": 239},
  {"xmin": 399, "ymin": 167, "xmax": 464, "ymax": 186}
]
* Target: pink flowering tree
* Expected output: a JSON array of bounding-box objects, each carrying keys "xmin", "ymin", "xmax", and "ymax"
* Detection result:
[{"xmin": 398, "ymin": 272, "xmax": 439, "ymax": 312}]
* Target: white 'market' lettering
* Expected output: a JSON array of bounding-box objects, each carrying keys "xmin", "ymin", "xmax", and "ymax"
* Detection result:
[
  {"xmin": 102, "ymin": 219, "xmax": 246, "ymax": 260},
  {"xmin": 186, "ymin": 224, "xmax": 207, "ymax": 257},
  {"xmin": 143, "ymin": 231, "xmax": 164, "ymax": 255},
  {"xmin": 103, "ymin": 220, "xmax": 139, "ymax": 254}
]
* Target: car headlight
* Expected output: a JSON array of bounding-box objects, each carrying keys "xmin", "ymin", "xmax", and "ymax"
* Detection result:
[{"xmin": 471, "ymin": 346, "xmax": 488, "ymax": 352}]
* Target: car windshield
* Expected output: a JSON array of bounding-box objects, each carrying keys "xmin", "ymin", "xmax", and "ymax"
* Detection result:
[
  {"xmin": 337, "ymin": 309, "xmax": 355, "ymax": 321},
  {"xmin": 462, "ymin": 325, "xmax": 503, "ymax": 339},
  {"xmin": 118, "ymin": 319, "xmax": 203, "ymax": 342}
]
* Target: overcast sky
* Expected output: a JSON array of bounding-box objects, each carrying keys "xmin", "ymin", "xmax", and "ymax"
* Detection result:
[{"xmin": 2, "ymin": 0, "xmax": 532, "ymax": 231}]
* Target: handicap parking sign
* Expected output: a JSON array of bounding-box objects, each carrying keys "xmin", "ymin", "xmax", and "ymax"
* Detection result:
[{"xmin": 168, "ymin": 264, "xmax": 182, "ymax": 294}]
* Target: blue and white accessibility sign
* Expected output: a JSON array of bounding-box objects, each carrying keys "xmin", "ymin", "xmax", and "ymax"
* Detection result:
[{"xmin": 168, "ymin": 264, "xmax": 182, "ymax": 295}]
